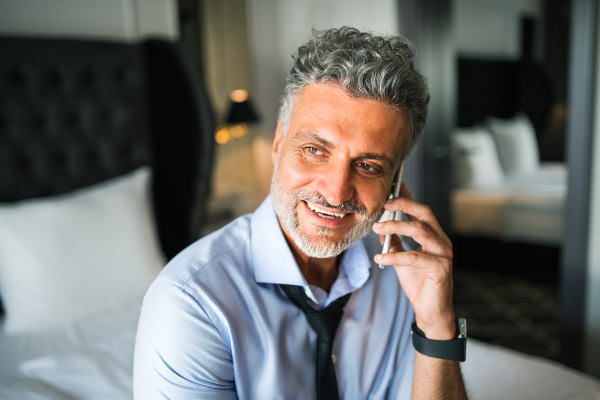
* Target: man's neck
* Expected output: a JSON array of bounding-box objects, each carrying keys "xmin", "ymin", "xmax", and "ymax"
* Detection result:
[
  {"xmin": 292, "ymin": 246, "xmax": 339, "ymax": 294},
  {"xmin": 278, "ymin": 224, "xmax": 339, "ymax": 293}
]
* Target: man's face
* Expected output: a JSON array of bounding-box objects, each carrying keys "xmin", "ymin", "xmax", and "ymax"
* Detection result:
[{"xmin": 270, "ymin": 83, "xmax": 410, "ymax": 258}]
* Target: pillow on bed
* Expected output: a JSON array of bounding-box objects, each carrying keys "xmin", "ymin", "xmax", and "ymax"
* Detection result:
[
  {"xmin": 0, "ymin": 167, "xmax": 165, "ymax": 334},
  {"xmin": 451, "ymin": 127, "xmax": 505, "ymax": 189},
  {"xmin": 486, "ymin": 113, "xmax": 540, "ymax": 176}
]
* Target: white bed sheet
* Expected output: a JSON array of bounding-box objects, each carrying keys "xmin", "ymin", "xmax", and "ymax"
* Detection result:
[
  {"xmin": 451, "ymin": 163, "xmax": 567, "ymax": 245},
  {"xmin": 1, "ymin": 293, "xmax": 599, "ymax": 400},
  {"xmin": 1, "ymin": 329, "xmax": 136, "ymax": 400},
  {"xmin": 0, "ymin": 296, "xmax": 143, "ymax": 381}
]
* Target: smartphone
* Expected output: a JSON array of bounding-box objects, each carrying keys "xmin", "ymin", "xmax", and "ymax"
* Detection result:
[{"xmin": 378, "ymin": 162, "xmax": 404, "ymax": 269}]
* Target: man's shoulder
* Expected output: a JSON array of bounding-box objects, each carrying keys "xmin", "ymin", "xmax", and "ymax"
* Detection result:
[{"xmin": 157, "ymin": 213, "xmax": 254, "ymax": 289}]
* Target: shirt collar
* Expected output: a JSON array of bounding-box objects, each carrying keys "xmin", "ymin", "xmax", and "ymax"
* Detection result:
[{"xmin": 251, "ymin": 195, "xmax": 371, "ymax": 304}]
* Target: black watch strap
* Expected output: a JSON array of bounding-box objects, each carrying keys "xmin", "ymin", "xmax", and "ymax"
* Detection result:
[{"xmin": 411, "ymin": 319, "xmax": 467, "ymax": 362}]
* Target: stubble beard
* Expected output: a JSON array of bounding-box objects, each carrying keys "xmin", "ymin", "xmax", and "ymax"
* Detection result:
[{"xmin": 270, "ymin": 168, "xmax": 383, "ymax": 259}]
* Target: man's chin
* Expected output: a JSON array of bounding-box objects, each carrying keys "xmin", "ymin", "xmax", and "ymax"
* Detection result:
[
  {"xmin": 291, "ymin": 227, "xmax": 353, "ymax": 259},
  {"xmin": 300, "ymin": 221, "xmax": 348, "ymax": 243},
  {"xmin": 296, "ymin": 242, "xmax": 345, "ymax": 259}
]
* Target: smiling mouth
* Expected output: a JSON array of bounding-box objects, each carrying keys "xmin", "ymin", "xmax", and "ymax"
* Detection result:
[{"xmin": 304, "ymin": 201, "xmax": 350, "ymax": 219}]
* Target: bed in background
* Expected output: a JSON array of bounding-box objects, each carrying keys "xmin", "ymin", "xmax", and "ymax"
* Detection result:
[
  {"xmin": 0, "ymin": 35, "xmax": 214, "ymax": 397},
  {"xmin": 0, "ymin": 38, "xmax": 598, "ymax": 400},
  {"xmin": 451, "ymin": 56, "xmax": 566, "ymax": 246},
  {"xmin": 451, "ymin": 114, "xmax": 566, "ymax": 246}
]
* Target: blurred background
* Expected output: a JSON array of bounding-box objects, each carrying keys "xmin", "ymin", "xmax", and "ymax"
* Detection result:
[{"xmin": 0, "ymin": 0, "xmax": 599, "ymax": 381}]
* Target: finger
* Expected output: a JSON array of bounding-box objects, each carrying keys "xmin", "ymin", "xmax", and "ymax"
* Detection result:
[
  {"xmin": 382, "ymin": 199, "xmax": 451, "ymax": 249},
  {"xmin": 379, "ymin": 235, "xmax": 404, "ymax": 253},
  {"xmin": 373, "ymin": 221, "xmax": 450, "ymax": 257},
  {"xmin": 386, "ymin": 183, "xmax": 442, "ymax": 229},
  {"xmin": 386, "ymin": 181, "xmax": 451, "ymax": 249},
  {"xmin": 374, "ymin": 251, "xmax": 453, "ymax": 279},
  {"xmin": 389, "ymin": 233, "xmax": 403, "ymax": 248},
  {"xmin": 385, "ymin": 197, "xmax": 442, "ymax": 232},
  {"xmin": 388, "ymin": 240, "xmax": 405, "ymax": 254},
  {"xmin": 377, "ymin": 232, "xmax": 404, "ymax": 251}
]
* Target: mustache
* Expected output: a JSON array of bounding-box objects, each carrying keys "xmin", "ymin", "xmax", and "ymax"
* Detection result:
[{"xmin": 295, "ymin": 190, "xmax": 367, "ymax": 215}]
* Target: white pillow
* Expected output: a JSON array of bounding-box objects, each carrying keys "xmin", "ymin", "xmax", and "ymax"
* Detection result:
[
  {"xmin": 486, "ymin": 113, "xmax": 540, "ymax": 176},
  {"xmin": 451, "ymin": 127, "xmax": 505, "ymax": 189},
  {"xmin": 0, "ymin": 167, "xmax": 165, "ymax": 334}
]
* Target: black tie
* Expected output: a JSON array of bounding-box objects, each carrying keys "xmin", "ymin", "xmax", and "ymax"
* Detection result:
[{"xmin": 279, "ymin": 284, "xmax": 352, "ymax": 400}]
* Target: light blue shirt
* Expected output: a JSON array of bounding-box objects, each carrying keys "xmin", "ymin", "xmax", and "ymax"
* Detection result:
[{"xmin": 134, "ymin": 195, "xmax": 415, "ymax": 399}]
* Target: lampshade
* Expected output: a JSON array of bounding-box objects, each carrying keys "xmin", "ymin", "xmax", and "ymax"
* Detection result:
[{"xmin": 226, "ymin": 90, "xmax": 260, "ymax": 124}]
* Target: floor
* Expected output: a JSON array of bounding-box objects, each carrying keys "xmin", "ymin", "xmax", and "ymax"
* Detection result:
[
  {"xmin": 453, "ymin": 268, "xmax": 561, "ymax": 361},
  {"xmin": 452, "ymin": 236, "xmax": 562, "ymax": 362}
]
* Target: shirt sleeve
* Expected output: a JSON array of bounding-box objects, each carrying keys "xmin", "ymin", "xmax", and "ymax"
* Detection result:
[
  {"xmin": 387, "ymin": 311, "xmax": 416, "ymax": 399},
  {"xmin": 133, "ymin": 278, "xmax": 236, "ymax": 400}
]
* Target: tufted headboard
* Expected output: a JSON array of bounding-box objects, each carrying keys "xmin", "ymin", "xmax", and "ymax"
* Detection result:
[
  {"xmin": 457, "ymin": 57, "xmax": 554, "ymax": 144},
  {"xmin": 0, "ymin": 36, "xmax": 214, "ymax": 260}
]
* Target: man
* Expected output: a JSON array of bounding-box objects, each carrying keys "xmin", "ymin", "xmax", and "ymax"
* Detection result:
[{"xmin": 134, "ymin": 27, "xmax": 468, "ymax": 399}]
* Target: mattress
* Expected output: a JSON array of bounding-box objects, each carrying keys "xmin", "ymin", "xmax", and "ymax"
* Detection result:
[{"xmin": 451, "ymin": 164, "xmax": 567, "ymax": 246}]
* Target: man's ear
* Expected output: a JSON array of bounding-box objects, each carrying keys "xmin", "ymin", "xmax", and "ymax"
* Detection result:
[{"xmin": 271, "ymin": 121, "xmax": 285, "ymax": 165}]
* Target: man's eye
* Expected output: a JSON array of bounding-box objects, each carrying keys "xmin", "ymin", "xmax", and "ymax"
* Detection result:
[
  {"xmin": 306, "ymin": 147, "xmax": 323, "ymax": 155},
  {"xmin": 358, "ymin": 162, "xmax": 376, "ymax": 171}
]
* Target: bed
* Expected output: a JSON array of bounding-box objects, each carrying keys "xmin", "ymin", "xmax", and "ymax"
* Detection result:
[
  {"xmin": 0, "ymin": 37, "xmax": 598, "ymax": 399},
  {"xmin": 450, "ymin": 114, "xmax": 566, "ymax": 246},
  {"xmin": 451, "ymin": 57, "xmax": 567, "ymax": 246},
  {"xmin": 0, "ymin": 36, "xmax": 214, "ymax": 398}
]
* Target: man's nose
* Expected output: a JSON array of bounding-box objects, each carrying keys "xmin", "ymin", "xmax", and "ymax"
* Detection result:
[{"xmin": 316, "ymin": 163, "xmax": 355, "ymax": 207}]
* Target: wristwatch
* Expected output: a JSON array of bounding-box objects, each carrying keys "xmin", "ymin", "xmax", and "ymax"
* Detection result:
[{"xmin": 411, "ymin": 318, "xmax": 467, "ymax": 362}]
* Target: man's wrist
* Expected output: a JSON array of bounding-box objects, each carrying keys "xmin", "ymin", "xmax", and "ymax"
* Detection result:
[{"xmin": 415, "ymin": 316, "xmax": 456, "ymax": 340}]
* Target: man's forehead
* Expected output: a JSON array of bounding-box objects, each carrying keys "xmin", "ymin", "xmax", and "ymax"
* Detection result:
[
  {"xmin": 287, "ymin": 85, "xmax": 409, "ymax": 166},
  {"xmin": 290, "ymin": 84, "xmax": 409, "ymax": 140}
]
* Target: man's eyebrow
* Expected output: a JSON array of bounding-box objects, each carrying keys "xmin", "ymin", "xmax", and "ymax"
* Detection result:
[{"xmin": 294, "ymin": 132, "xmax": 335, "ymax": 149}]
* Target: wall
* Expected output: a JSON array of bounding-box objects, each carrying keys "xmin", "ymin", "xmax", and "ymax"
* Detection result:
[
  {"xmin": 246, "ymin": 0, "xmax": 399, "ymax": 195},
  {"xmin": 247, "ymin": 0, "xmax": 398, "ymax": 141},
  {"xmin": 583, "ymin": 2, "xmax": 600, "ymax": 378},
  {"xmin": 0, "ymin": 0, "xmax": 178, "ymax": 41},
  {"xmin": 453, "ymin": 0, "xmax": 543, "ymax": 59},
  {"xmin": 200, "ymin": 0, "xmax": 260, "ymax": 203}
]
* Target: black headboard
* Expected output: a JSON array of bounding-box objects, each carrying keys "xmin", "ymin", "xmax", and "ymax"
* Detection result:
[
  {"xmin": 457, "ymin": 58, "xmax": 518, "ymax": 127},
  {"xmin": 0, "ymin": 37, "xmax": 151, "ymax": 199},
  {"xmin": 457, "ymin": 57, "xmax": 554, "ymax": 141},
  {"xmin": 0, "ymin": 36, "xmax": 214, "ymax": 260}
]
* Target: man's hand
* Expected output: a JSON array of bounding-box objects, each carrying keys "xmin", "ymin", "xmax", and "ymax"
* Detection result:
[
  {"xmin": 372, "ymin": 182, "xmax": 468, "ymax": 399},
  {"xmin": 373, "ymin": 182, "xmax": 455, "ymax": 340}
]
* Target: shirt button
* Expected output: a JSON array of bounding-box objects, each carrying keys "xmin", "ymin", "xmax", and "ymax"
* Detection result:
[
  {"xmin": 305, "ymin": 289, "xmax": 311, "ymax": 297},
  {"xmin": 332, "ymin": 354, "xmax": 337, "ymax": 363}
]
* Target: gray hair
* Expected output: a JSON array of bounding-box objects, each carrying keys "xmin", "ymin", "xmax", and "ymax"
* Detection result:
[{"xmin": 278, "ymin": 27, "xmax": 430, "ymax": 160}]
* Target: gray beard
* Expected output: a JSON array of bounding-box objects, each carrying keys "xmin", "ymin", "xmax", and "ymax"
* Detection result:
[{"xmin": 270, "ymin": 171, "xmax": 382, "ymax": 259}]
